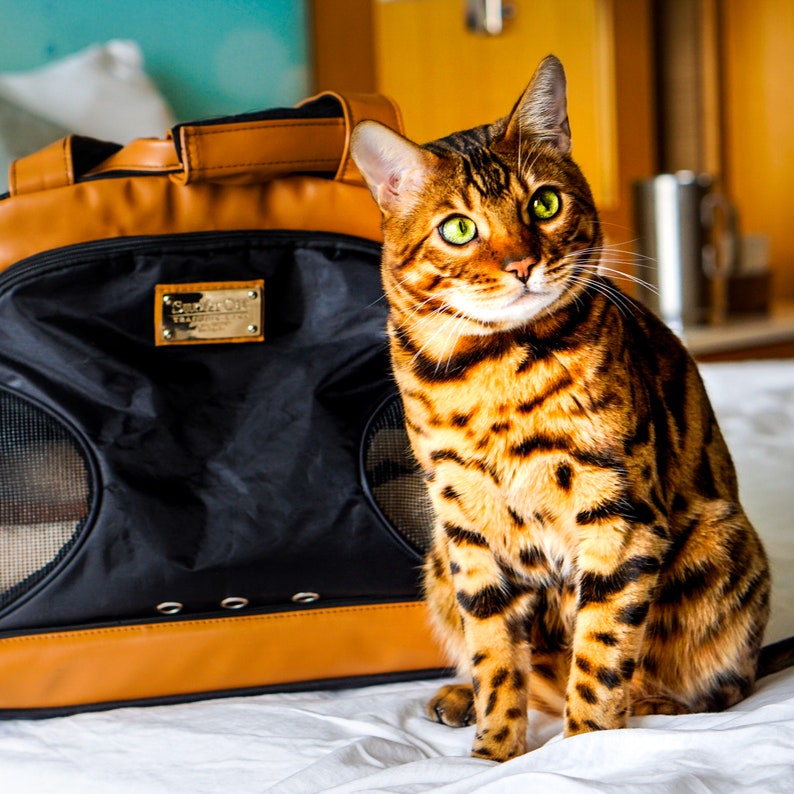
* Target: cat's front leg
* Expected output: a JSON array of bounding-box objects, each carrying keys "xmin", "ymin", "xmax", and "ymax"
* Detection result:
[
  {"xmin": 566, "ymin": 545, "xmax": 662, "ymax": 735},
  {"xmin": 443, "ymin": 533, "xmax": 535, "ymax": 761}
]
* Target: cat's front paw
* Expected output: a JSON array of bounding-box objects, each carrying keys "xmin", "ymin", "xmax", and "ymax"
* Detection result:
[
  {"xmin": 472, "ymin": 728, "xmax": 528, "ymax": 762},
  {"xmin": 427, "ymin": 683, "xmax": 475, "ymax": 727}
]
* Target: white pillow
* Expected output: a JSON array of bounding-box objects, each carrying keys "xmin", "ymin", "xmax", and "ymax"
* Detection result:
[{"xmin": 0, "ymin": 40, "xmax": 175, "ymax": 144}]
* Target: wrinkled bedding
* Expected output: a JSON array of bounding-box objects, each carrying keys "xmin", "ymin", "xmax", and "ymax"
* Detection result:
[{"xmin": 0, "ymin": 359, "xmax": 792, "ymax": 793}]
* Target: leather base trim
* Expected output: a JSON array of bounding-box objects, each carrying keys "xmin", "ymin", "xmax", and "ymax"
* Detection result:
[
  {"xmin": 0, "ymin": 601, "xmax": 447, "ymax": 712},
  {"xmin": 0, "ymin": 668, "xmax": 453, "ymax": 720}
]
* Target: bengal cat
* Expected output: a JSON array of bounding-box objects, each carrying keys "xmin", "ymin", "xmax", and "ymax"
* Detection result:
[{"xmin": 350, "ymin": 55, "xmax": 771, "ymax": 761}]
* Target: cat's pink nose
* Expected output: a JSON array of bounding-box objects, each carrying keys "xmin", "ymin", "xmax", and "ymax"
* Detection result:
[{"xmin": 503, "ymin": 256, "xmax": 538, "ymax": 284}]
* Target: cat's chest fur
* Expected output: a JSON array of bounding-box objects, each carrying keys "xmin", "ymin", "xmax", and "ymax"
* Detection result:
[{"xmin": 391, "ymin": 312, "xmax": 629, "ymax": 569}]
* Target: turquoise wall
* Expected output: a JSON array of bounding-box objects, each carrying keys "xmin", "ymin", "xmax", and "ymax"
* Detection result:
[{"xmin": 0, "ymin": 0, "xmax": 309, "ymax": 121}]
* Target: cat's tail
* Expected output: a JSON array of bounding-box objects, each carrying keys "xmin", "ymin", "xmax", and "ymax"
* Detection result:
[{"xmin": 756, "ymin": 635, "xmax": 794, "ymax": 679}]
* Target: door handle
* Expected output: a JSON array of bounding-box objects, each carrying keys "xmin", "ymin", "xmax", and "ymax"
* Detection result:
[{"xmin": 466, "ymin": 0, "xmax": 515, "ymax": 35}]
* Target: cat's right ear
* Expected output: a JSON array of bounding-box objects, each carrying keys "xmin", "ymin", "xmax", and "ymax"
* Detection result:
[
  {"xmin": 350, "ymin": 120, "xmax": 434, "ymax": 214},
  {"xmin": 506, "ymin": 54, "xmax": 572, "ymax": 155}
]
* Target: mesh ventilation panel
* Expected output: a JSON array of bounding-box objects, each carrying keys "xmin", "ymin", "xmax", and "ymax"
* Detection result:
[
  {"xmin": 0, "ymin": 389, "xmax": 93, "ymax": 610},
  {"xmin": 362, "ymin": 395, "xmax": 434, "ymax": 556}
]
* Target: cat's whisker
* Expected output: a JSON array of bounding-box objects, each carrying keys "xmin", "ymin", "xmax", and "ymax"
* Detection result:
[
  {"xmin": 412, "ymin": 305, "xmax": 464, "ymax": 368},
  {"xmin": 391, "ymin": 280, "xmax": 462, "ymax": 331},
  {"xmin": 405, "ymin": 304, "xmax": 467, "ymax": 347},
  {"xmin": 598, "ymin": 219, "xmax": 639, "ymax": 234},
  {"xmin": 567, "ymin": 273, "xmax": 633, "ymax": 318},
  {"xmin": 364, "ymin": 293, "xmax": 388, "ymax": 310},
  {"xmin": 382, "ymin": 271, "xmax": 428, "ymax": 303},
  {"xmin": 407, "ymin": 303, "xmax": 449, "ymax": 336},
  {"xmin": 574, "ymin": 240, "xmax": 658, "ymax": 266},
  {"xmin": 434, "ymin": 312, "xmax": 468, "ymax": 376},
  {"xmin": 517, "ymin": 124, "xmax": 524, "ymax": 178},
  {"xmin": 370, "ymin": 275, "xmax": 412, "ymax": 309},
  {"xmin": 577, "ymin": 257, "xmax": 657, "ymax": 276},
  {"xmin": 600, "ymin": 272, "xmax": 658, "ymax": 293},
  {"xmin": 581, "ymin": 274, "xmax": 635, "ymax": 308},
  {"xmin": 595, "ymin": 259, "xmax": 658, "ymax": 273},
  {"xmin": 596, "ymin": 283, "xmax": 636, "ymax": 318},
  {"xmin": 520, "ymin": 144, "xmax": 543, "ymax": 183},
  {"xmin": 396, "ymin": 294, "xmax": 446, "ymax": 331},
  {"xmin": 439, "ymin": 313, "xmax": 469, "ymax": 375},
  {"xmin": 570, "ymin": 255, "xmax": 660, "ymax": 296},
  {"xmin": 586, "ymin": 265, "xmax": 660, "ymax": 296},
  {"xmin": 594, "ymin": 258, "xmax": 659, "ymax": 273},
  {"xmin": 594, "ymin": 271, "xmax": 659, "ymax": 297},
  {"xmin": 526, "ymin": 147, "xmax": 543, "ymax": 180},
  {"xmin": 573, "ymin": 252, "xmax": 658, "ymax": 273}
]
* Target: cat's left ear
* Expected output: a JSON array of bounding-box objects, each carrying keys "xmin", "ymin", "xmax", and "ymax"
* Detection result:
[
  {"xmin": 350, "ymin": 120, "xmax": 436, "ymax": 214},
  {"xmin": 505, "ymin": 54, "xmax": 572, "ymax": 155}
]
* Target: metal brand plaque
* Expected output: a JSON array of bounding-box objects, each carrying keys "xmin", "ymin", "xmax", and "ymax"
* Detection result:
[{"xmin": 155, "ymin": 281, "xmax": 264, "ymax": 346}]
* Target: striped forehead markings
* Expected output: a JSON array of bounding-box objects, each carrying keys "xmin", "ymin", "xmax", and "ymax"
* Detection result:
[{"xmin": 426, "ymin": 132, "xmax": 513, "ymax": 200}]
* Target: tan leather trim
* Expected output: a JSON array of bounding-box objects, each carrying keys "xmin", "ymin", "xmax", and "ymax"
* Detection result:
[
  {"xmin": 0, "ymin": 602, "xmax": 446, "ymax": 710},
  {"xmin": 8, "ymin": 136, "xmax": 75, "ymax": 197},
  {"xmin": 0, "ymin": 174, "xmax": 383, "ymax": 272}
]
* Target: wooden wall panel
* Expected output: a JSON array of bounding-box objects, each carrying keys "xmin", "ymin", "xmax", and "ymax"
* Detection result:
[
  {"xmin": 721, "ymin": 0, "xmax": 794, "ymax": 299},
  {"xmin": 310, "ymin": 0, "xmax": 376, "ymax": 93}
]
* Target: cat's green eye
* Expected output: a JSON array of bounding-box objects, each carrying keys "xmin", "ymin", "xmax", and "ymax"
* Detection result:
[
  {"xmin": 439, "ymin": 216, "xmax": 477, "ymax": 246},
  {"xmin": 530, "ymin": 187, "xmax": 561, "ymax": 221}
]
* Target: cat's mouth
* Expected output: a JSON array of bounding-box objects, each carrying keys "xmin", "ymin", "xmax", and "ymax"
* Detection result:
[
  {"xmin": 510, "ymin": 282, "xmax": 547, "ymax": 299},
  {"xmin": 505, "ymin": 284, "xmax": 559, "ymax": 312},
  {"xmin": 448, "ymin": 283, "xmax": 561, "ymax": 329}
]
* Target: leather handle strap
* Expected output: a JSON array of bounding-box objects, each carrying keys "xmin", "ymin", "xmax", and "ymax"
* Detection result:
[
  {"xmin": 8, "ymin": 92, "xmax": 402, "ymax": 196},
  {"xmin": 171, "ymin": 115, "xmax": 348, "ymax": 186},
  {"xmin": 8, "ymin": 137, "xmax": 77, "ymax": 197},
  {"xmin": 322, "ymin": 92, "xmax": 404, "ymax": 184}
]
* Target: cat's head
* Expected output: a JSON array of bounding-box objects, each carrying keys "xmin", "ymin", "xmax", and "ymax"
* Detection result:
[{"xmin": 350, "ymin": 55, "xmax": 601, "ymax": 333}]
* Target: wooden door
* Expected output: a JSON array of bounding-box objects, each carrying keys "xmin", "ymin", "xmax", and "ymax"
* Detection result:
[{"xmin": 377, "ymin": 0, "xmax": 616, "ymax": 209}]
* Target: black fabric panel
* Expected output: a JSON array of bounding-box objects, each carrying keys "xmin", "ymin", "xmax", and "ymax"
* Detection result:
[
  {"xmin": 69, "ymin": 136, "xmax": 124, "ymax": 177},
  {"xmin": 0, "ymin": 231, "xmax": 420, "ymax": 631}
]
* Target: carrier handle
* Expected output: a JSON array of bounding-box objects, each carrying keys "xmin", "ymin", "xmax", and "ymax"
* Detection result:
[{"xmin": 8, "ymin": 92, "xmax": 402, "ymax": 196}]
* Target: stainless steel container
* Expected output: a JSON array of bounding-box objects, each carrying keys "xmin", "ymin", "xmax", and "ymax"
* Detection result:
[{"xmin": 632, "ymin": 171, "xmax": 738, "ymax": 331}]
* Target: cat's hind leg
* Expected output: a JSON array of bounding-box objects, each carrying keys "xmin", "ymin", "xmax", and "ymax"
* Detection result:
[{"xmin": 635, "ymin": 501, "xmax": 769, "ymax": 716}]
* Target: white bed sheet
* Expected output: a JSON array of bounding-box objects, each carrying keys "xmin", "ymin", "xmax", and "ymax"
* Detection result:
[{"xmin": 1, "ymin": 359, "xmax": 793, "ymax": 794}]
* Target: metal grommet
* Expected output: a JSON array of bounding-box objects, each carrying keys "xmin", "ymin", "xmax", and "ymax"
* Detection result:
[
  {"xmin": 291, "ymin": 592, "xmax": 320, "ymax": 604},
  {"xmin": 220, "ymin": 596, "xmax": 249, "ymax": 610},
  {"xmin": 156, "ymin": 601, "xmax": 184, "ymax": 615}
]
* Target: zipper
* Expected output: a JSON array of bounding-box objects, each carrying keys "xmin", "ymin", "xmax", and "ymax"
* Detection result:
[{"xmin": 0, "ymin": 229, "xmax": 382, "ymax": 300}]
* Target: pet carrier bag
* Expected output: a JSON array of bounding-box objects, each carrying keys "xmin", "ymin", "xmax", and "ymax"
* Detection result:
[{"xmin": 0, "ymin": 91, "xmax": 445, "ymax": 716}]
